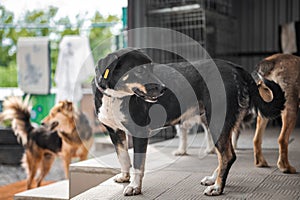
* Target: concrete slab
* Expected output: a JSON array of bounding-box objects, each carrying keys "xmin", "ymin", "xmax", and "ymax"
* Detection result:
[
  {"xmin": 14, "ymin": 180, "xmax": 69, "ymax": 200},
  {"xmin": 71, "ymin": 128, "xmax": 300, "ymax": 199}
]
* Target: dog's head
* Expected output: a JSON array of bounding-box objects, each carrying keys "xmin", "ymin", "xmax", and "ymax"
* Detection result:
[
  {"xmin": 42, "ymin": 100, "xmax": 75, "ymax": 133},
  {"xmin": 93, "ymin": 48, "xmax": 166, "ymax": 103}
]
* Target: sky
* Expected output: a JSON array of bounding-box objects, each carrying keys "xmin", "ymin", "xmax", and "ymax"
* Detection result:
[{"xmin": 1, "ymin": 0, "xmax": 127, "ymax": 20}]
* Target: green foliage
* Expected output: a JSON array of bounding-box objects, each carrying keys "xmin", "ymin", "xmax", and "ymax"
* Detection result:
[
  {"xmin": 0, "ymin": 5, "xmax": 120, "ymax": 87},
  {"xmin": 0, "ymin": 6, "xmax": 15, "ymax": 66},
  {"xmin": 0, "ymin": 63, "xmax": 17, "ymax": 87},
  {"xmin": 89, "ymin": 12, "xmax": 119, "ymax": 61}
]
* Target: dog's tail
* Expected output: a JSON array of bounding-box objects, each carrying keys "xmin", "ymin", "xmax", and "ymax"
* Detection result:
[
  {"xmin": 242, "ymin": 70, "xmax": 285, "ymax": 119},
  {"xmin": 0, "ymin": 96, "xmax": 33, "ymax": 145}
]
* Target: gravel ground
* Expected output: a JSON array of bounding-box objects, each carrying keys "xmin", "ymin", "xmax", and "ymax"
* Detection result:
[
  {"xmin": 0, "ymin": 139, "xmax": 115, "ymax": 187},
  {"xmin": 0, "ymin": 157, "xmax": 65, "ymax": 187}
]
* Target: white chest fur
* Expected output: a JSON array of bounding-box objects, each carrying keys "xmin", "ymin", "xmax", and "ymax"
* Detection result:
[{"xmin": 98, "ymin": 95, "xmax": 127, "ymax": 132}]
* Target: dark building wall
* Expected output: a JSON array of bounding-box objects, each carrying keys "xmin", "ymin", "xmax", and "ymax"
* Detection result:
[
  {"xmin": 127, "ymin": 0, "xmax": 300, "ymax": 126},
  {"xmin": 127, "ymin": 0, "xmax": 148, "ymax": 47},
  {"xmin": 231, "ymin": 0, "xmax": 300, "ymax": 70},
  {"xmin": 128, "ymin": 0, "xmax": 300, "ymax": 71}
]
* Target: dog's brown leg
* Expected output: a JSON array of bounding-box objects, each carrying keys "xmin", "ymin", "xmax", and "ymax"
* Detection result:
[
  {"xmin": 36, "ymin": 153, "xmax": 55, "ymax": 187},
  {"xmin": 277, "ymin": 106, "xmax": 297, "ymax": 173},
  {"xmin": 109, "ymin": 129, "xmax": 131, "ymax": 183},
  {"xmin": 123, "ymin": 136, "xmax": 148, "ymax": 196},
  {"xmin": 26, "ymin": 153, "xmax": 39, "ymax": 189},
  {"xmin": 78, "ymin": 146, "xmax": 89, "ymax": 161},
  {"xmin": 79, "ymin": 139, "xmax": 93, "ymax": 161},
  {"xmin": 253, "ymin": 114, "xmax": 269, "ymax": 167},
  {"xmin": 201, "ymin": 134, "xmax": 236, "ymax": 196}
]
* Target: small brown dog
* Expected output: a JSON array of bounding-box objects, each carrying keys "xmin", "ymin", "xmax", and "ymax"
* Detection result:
[
  {"xmin": 0, "ymin": 96, "xmax": 62, "ymax": 189},
  {"xmin": 42, "ymin": 100, "xmax": 93, "ymax": 178},
  {"xmin": 254, "ymin": 53, "xmax": 300, "ymax": 173}
]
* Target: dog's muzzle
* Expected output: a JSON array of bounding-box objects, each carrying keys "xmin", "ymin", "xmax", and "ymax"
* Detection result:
[{"xmin": 133, "ymin": 83, "xmax": 167, "ymax": 103}]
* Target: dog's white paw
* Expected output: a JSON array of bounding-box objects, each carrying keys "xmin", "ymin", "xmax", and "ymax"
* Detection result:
[
  {"xmin": 123, "ymin": 184, "xmax": 141, "ymax": 196},
  {"xmin": 205, "ymin": 147, "xmax": 215, "ymax": 154},
  {"xmin": 173, "ymin": 149, "xmax": 187, "ymax": 156},
  {"xmin": 200, "ymin": 176, "xmax": 215, "ymax": 186},
  {"xmin": 203, "ymin": 184, "xmax": 222, "ymax": 196},
  {"xmin": 113, "ymin": 173, "xmax": 130, "ymax": 183}
]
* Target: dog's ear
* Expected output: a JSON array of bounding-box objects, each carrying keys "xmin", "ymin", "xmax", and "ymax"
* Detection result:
[
  {"xmin": 50, "ymin": 121, "xmax": 59, "ymax": 130},
  {"xmin": 58, "ymin": 101, "xmax": 65, "ymax": 110},
  {"xmin": 256, "ymin": 60, "xmax": 275, "ymax": 76},
  {"xmin": 60, "ymin": 101, "xmax": 73, "ymax": 112},
  {"xmin": 258, "ymin": 82, "xmax": 273, "ymax": 102},
  {"xmin": 65, "ymin": 101, "xmax": 73, "ymax": 112}
]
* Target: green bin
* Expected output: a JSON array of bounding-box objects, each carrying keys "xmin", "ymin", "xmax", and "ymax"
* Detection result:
[{"xmin": 29, "ymin": 94, "xmax": 55, "ymax": 124}]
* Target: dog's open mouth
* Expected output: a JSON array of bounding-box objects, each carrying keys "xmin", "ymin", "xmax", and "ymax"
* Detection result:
[{"xmin": 133, "ymin": 83, "xmax": 166, "ymax": 103}]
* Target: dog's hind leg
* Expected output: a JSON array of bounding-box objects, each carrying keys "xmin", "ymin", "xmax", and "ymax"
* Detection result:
[
  {"xmin": 123, "ymin": 136, "xmax": 148, "ymax": 196},
  {"xmin": 277, "ymin": 105, "xmax": 297, "ymax": 173},
  {"xmin": 173, "ymin": 125, "xmax": 188, "ymax": 156},
  {"xmin": 201, "ymin": 131, "xmax": 236, "ymax": 196},
  {"xmin": 204, "ymin": 126, "xmax": 215, "ymax": 154},
  {"xmin": 25, "ymin": 153, "xmax": 40, "ymax": 189},
  {"xmin": 253, "ymin": 114, "xmax": 269, "ymax": 167},
  {"xmin": 231, "ymin": 130, "xmax": 240, "ymax": 150},
  {"xmin": 109, "ymin": 129, "xmax": 131, "ymax": 183},
  {"xmin": 173, "ymin": 114, "xmax": 215, "ymax": 156},
  {"xmin": 36, "ymin": 153, "xmax": 55, "ymax": 187}
]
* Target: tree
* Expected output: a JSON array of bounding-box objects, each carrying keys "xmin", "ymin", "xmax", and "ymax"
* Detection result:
[
  {"xmin": 89, "ymin": 12, "xmax": 119, "ymax": 62},
  {"xmin": 0, "ymin": 6, "xmax": 15, "ymax": 67},
  {"xmin": 0, "ymin": 6, "xmax": 120, "ymax": 87}
]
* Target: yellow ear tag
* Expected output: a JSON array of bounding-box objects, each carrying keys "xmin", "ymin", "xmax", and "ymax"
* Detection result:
[{"xmin": 103, "ymin": 69, "xmax": 110, "ymax": 79}]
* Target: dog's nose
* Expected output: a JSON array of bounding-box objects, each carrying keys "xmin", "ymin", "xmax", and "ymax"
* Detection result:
[{"xmin": 159, "ymin": 85, "xmax": 167, "ymax": 94}]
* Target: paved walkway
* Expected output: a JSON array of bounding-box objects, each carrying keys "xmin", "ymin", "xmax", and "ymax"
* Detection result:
[{"xmin": 74, "ymin": 127, "xmax": 300, "ymax": 200}]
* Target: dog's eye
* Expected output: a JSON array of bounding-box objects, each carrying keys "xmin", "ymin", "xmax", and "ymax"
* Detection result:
[{"xmin": 136, "ymin": 67, "xmax": 146, "ymax": 74}]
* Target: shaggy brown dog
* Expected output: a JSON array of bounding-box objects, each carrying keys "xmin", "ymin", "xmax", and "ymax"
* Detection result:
[
  {"xmin": 42, "ymin": 100, "xmax": 93, "ymax": 178},
  {"xmin": 254, "ymin": 53, "xmax": 300, "ymax": 173},
  {"xmin": 0, "ymin": 96, "xmax": 62, "ymax": 189}
]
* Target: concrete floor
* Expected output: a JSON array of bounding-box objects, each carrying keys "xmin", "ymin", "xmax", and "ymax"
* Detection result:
[
  {"xmin": 74, "ymin": 127, "xmax": 300, "ymax": 200},
  {"xmin": 2, "ymin": 127, "xmax": 300, "ymax": 199}
]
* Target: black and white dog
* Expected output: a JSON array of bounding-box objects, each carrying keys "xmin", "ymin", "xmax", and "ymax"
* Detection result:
[{"xmin": 92, "ymin": 48, "xmax": 285, "ymax": 196}]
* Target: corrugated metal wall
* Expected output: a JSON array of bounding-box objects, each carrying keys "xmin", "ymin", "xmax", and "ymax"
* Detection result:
[
  {"xmin": 231, "ymin": 0, "xmax": 300, "ymax": 70},
  {"xmin": 128, "ymin": 0, "xmax": 300, "ymax": 71},
  {"xmin": 127, "ymin": 0, "xmax": 300, "ymax": 126}
]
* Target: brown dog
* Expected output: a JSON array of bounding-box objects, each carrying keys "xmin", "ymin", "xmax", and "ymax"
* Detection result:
[
  {"xmin": 253, "ymin": 53, "xmax": 300, "ymax": 173},
  {"xmin": 0, "ymin": 96, "xmax": 62, "ymax": 189},
  {"xmin": 42, "ymin": 100, "xmax": 93, "ymax": 178}
]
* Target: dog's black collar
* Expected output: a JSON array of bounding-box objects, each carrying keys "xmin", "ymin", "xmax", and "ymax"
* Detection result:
[{"xmin": 94, "ymin": 77, "xmax": 112, "ymax": 98}]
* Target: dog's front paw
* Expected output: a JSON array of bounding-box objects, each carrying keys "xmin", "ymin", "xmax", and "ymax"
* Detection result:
[
  {"xmin": 123, "ymin": 185, "xmax": 141, "ymax": 196},
  {"xmin": 173, "ymin": 149, "xmax": 187, "ymax": 156},
  {"xmin": 113, "ymin": 173, "xmax": 130, "ymax": 183},
  {"xmin": 203, "ymin": 184, "xmax": 222, "ymax": 196},
  {"xmin": 200, "ymin": 176, "xmax": 215, "ymax": 186}
]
